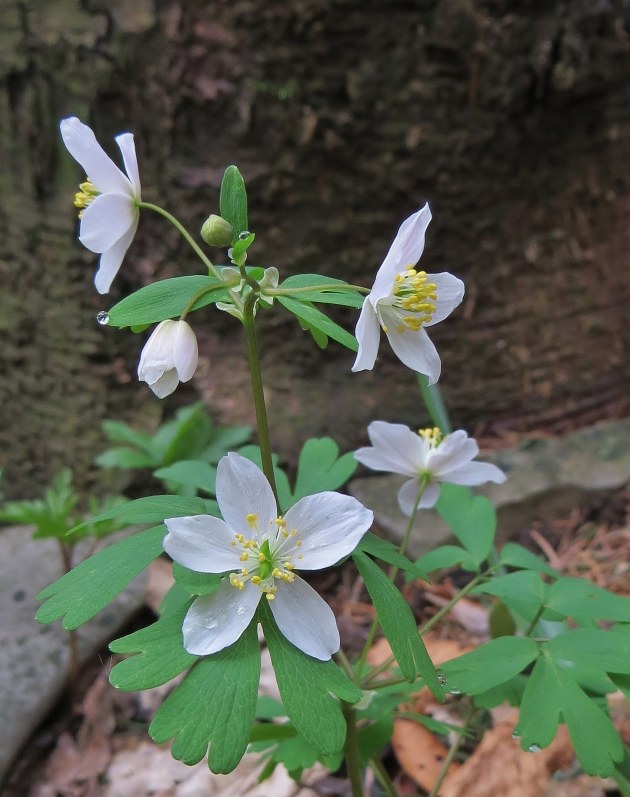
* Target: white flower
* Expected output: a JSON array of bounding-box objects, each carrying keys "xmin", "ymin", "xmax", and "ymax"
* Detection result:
[
  {"xmin": 355, "ymin": 421, "xmax": 506, "ymax": 515},
  {"xmin": 60, "ymin": 116, "xmax": 141, "ymax": 294},
  {"xmin": 137, "ymin": 320, "xmax": 198, "ymax": 398},
  {"xmin": 352, "ymin": 205, "xmax": 464, "ymax": 384},
  {"xmin": 163, "ymin": 453, "xmax": 373, "ymax": 660}
]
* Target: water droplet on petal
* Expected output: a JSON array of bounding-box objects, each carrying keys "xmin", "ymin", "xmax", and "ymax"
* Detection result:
[
  {"xmin": 511, "ymin": 729, "xmax": 521, "ymax": 739},
  {"xmin": 96, "ymin": 311, "xmax": 109, "ymax": 326},
  {"xmin": 528, "ymin": 743, "xmax": 541, "ymax": 753},
  {"xmin": 238, "ymin": 230, "xmax": 250, "ymax": 240},
  {"xmin": 437, "ymin": 673, "xmax": 447, "ymax": 685}
]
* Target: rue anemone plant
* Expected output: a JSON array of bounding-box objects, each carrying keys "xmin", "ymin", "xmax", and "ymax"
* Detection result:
[{"xmin": 35, "ymin": 117, "xmax": 630, "ymax": 796}]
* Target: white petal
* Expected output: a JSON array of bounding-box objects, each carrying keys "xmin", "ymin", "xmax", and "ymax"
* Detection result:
[
  {"xmin": 440, "ymin": 461, "xmax": 506, "ymax": 486},
  {"xmin": 370, "ymin": 205, "xmax": 432, "ymax": 302},
  {"xmin": 94, "ymin": 218, "xmax": 138, "ymax": 294},
  {"xmin": 163, "ymin": 515, "xmax": 241, "ymax": 572},
  {"xmin": 60, "ymin": 117, "xmax": 132, "ymax": 195},
  {"xmin": 398, "ymin": 478, "xmax": 441, "ymax": 515},
  {"xmin": 351, "ymin": 301, "xmax": 381, "ymax": 372},
  {"xmin": 283, "ymin": 492, "xmax": 372, "ymax": 569},
  {"xmin": 385, "ymin": 324, "xmax": 441, "ymax": 383},
  {"xmin": 363, "ymin": 420, "xmax": 425, "ymax": 475},
  {"xmin": 79, "ymin": 193, "xmax": 136, "ymax": 253},
  {"xmin": 115, "ymin": 132, "xmax": 141, "ymax": 197},
  {"xmin": 173, "ymin": 321, "xmax": 198, "ymax": 382},
  {"xmin": 138, "ymin": 320, "xmax": 176, "ymax": 374},
  {"xmin": 147, "ymin": 369, "xmax": 180, "ymax": 398},
  {"xmin": 427, "ymin": 430, "xmax": 478, "ymax": 475},
  {"xmin": 182, "ymin": 580, "xmax": 260, "ymax": 656},
  {"xmin": 424, "ymin": 272, "xmax": 465, "ymax": 328},
  {"xmin": 269, "ymin": 576, "xmax": 339, "ymax": 660},
  {"xmin": 216, "ymin": 453, "xmax": 277, "ymax": 538}
]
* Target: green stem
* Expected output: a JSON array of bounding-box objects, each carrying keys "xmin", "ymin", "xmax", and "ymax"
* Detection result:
[
  {"xmin": 138, "ymin": 201, "xmax": 221, "ymax": 279},
  {"xmin": 427, "ymin": 705, "xmax": 475, "ymax": 797},
  {"xmin": 524, "ymin": 605, "xmax": 545, "ymax": 637},
  {"xmin": 342, "ymin": 702, "xmax": 365, "ymax": 797},
  {"xmin": 242, "ymin": 294, "xmax": 278, "ymax": 504},
  {"xmin": 269, "ymin": 283, "xmax": 369, "ymax": 296},
  {"xmin": 180, "ymin": 280, "xmax": 239, "ymax": 319},
  {"xmin": 369, "ymin": 757, "xmax": 399, "ymax": 797},
  {"xmin": 355, "ymin": 478, "xmax": 428, "ymax": 683}
]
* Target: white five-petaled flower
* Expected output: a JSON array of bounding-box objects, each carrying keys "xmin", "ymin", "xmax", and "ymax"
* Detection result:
[
  {"xmin": 60, "ymin": 116, "xmax": 141, "ymax": 294},
  {"xmin": 163, "ymin": 453, "xmax": 373, "ymax": 660},
  {"xmin": 352, "ymin": 204, "xmax": 464, "ymax": 384},
  {"xmin": 137, "ymin": 320, "xmax": 198, "ymax": 398},
  {"xmin": 355, "ymin": 421, "xmax": 506, "ymax": 515}
]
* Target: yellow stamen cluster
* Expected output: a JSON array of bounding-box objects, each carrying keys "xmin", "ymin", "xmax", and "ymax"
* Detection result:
[
  {"xmin": 418, "ymin": 426, "xmax": 443, "ymax": 448},
  {"xmin": 392, "ymin": 268, "xmax": 437, "ymax": 331},
  {"xmin": 73, "ymin": 180, "xmax": 98, "ymax": 218},
  {"xmin": 227, "ymin": 515, "xmax": 302, "ymax": 597}
]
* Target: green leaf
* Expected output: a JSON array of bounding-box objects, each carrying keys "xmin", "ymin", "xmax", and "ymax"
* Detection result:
[
  {"xmin": 153, "ymin": 461, "xmax": 217, "ymax": 494},
  {"xmin": 358, "ymin": 532, "xmax": 424, "ymax": 579},
  {"xmin": 515, "ymin": 656, "xmax": 561, "ymax": 752},
  {"xmin": 255, "ymin": 696, "xmax": 287, "ymax": 720},
  {"xmin": 498, "ymin": 542, "xmax": 557, "ymax": 576},
  {"xmin": 261, "ymin": 602, "xmax": 362, "ymax": 756},
  {"xmin": 201, "ymin": 425, "xmax": 252, "ymax": 462},
  {"xmin": 518, "ymin": 656, "xmax": 623, "ymax": 776},
  {"xmin": 417, "ymin": 375, "xmax": 452, "ymax": 434},
  {"xmin": 95, "ymin": 447, "xmax": 156, "ymax": 469},
  {"xmin": 473, "ymin": 674, "xmax": 528, "ymax": 709},
  {"xmin": 101, "ymin": 419, "xmax": 156, "ymax": 454},
  {"xmin": 471, "ymin": 571, "xmax": 546, "ymax": 620},
  {"xmin": 547, "ymin": 577, "xmax": 630, "ymax": 622},
  {"xmin": 435, "ymin": 484, "xmax": 496, "ymax": 566},
  {"xmin": 278, "ymin": 296, "xmax": 358, "ymax": 352},
  {"xmin": 547, "ymin": 627, "xmax": 630, "ymax": 676},
  {"xmin": 108, "ymin": 276, "xmax": 227, "ymax": 328},
  {"xmin": 354, "ymin": 552, "xmax": 443, "ymax": 698},
  {"xmin": 292, "ymin": 437, "xmax": 358, "ymax": 501},
  {"xmin": 229, "ymin": 232, "xmax": 255, "ymax": 264},
  {"xmin": 415, "ymin": 545, "xmax": 477, "ymax": 575},
  {"xmin": 69, "ymin": 494, "xmax": 217, "ymax": 535},
  {"xmin": 219, "ymin": 165, "xmax": 248, "ymax": 239},
  {"xmin": 172, "ymin": 563, "xmax": 223, "ymax": 596},
  {"xmin": 109, "ymin": 601, "xmax": 197, "ymax": 690},
  {"xmin": 36, "ymin": 525, "xmax": 165, "ymax": 629},
  {"xmin": 160, "ymin": 404, "xmax": 214, "ymax": 465},
  {"xmin": 150, "ymin": 619, "xmax": 260, "ymax": 773},
  {"xmin": 439, "ymin": 636, "xmax": 539, "ymax": 695}
]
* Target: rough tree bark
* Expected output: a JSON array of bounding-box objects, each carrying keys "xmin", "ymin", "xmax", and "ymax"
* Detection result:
[{"xmin": 2, "ymin": 0, "xmax": 630, "ymax": 497}]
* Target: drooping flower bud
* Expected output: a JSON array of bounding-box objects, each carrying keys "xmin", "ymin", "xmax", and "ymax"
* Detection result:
[
  {"xmin": 200, "ymin": 214, "xmax": 234, "ymax": 247},
  {"xmin": 137, "ymin": 320, "xmax": 198, "ymax": 398}
]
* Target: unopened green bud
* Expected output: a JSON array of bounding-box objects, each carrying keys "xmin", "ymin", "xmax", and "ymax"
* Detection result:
[{"xmin": 200, "ymin": 214, "xmax": 233, "ymax": 247}]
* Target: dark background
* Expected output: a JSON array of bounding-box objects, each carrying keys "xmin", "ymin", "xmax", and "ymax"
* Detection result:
[{"xmin": 2, "ymin": 0, "xmax": 630, "ymax": 499}]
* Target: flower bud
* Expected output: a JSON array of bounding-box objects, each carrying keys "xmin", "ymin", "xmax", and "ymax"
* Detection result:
[
  {"xmin": 137, "ymin": 320, "xmax": 198, "ymax": 398},
  {"xmin": 200, "ymin": 214, "xmax": 233, "ymax": 247}
]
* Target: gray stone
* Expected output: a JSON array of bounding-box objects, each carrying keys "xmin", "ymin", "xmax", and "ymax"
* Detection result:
[
  {"xmin": 350, "ymin": 419, "xmax": 630, "ymax": 559},
  {"xmin": 0, "ymin": 526, "xmax": 147, "ymax": 782}
]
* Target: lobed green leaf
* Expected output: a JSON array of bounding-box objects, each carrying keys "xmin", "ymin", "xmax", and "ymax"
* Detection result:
[
  {"xmin": 36, "ymin": 525, "xmax": 166, "ymax": 629},
  {"xmin": 435, "ymin": 484, "xmax": 496, "ymax": 566},
  {"xmin": 261, "ymin": 602, "xmax": 362, "ymax": 756},
  {"xmin": 547, "ymin": 577, "xmax": 630, "ymax": 622},
  {"xmin": 150, "ymin": 619, "xmax": 260, "ymax": 773},
  {"xmin": 292, "ymin": 437, "xmax": 358, "ymax": 501},
  {"xmin": 278, "ymin": 296, "xmax": 358, "ymax": 352}
]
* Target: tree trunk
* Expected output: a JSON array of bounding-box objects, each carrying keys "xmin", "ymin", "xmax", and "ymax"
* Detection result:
[{"xmin": 2, "ymin": 0, "xmax": 630, "ymax": 496}]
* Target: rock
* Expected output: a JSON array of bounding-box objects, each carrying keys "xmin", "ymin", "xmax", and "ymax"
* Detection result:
[
  {"xmin": 0, "ymin": 527, "xmax": 147, "ymax": 782},
  {"xmin": 350, "ymin": 419, "xmax": 630, "ymax": 559}
]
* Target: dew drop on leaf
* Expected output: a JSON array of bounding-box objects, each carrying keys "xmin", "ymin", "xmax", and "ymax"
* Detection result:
[
  {"xmin": 96, "ymin": 311, "xmax": 109, "ymax": 325},
  {"xmin": 528, "ymin": 743, "xmax": 541, "ymax": 753},
  {"xmin": 238, "ymin": 230, "xmax": 251, "ymax": 240},
  {"xmin": 448, "ymin": 687, "xmax": 461, "ymax": 695},
  {"xmin": 511, "ymin": 729, "xmax": 521, "ymax": 739},
  {"xmin": 437, "ymin": 672, "xmax": 447, "ymax": 685}
]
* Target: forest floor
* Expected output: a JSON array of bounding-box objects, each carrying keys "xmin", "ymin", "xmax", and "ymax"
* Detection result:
[{"xmin": 3, "ymin": 482, "xmax": 630, "ymax": 797}]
